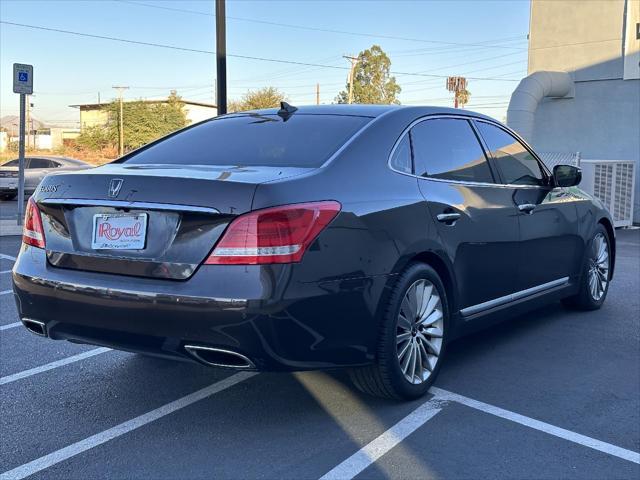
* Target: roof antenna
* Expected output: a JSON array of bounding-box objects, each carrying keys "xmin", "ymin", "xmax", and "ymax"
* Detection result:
[{"xmin": 278, "ymin": 101, "xmax": 298, "ymax": 120}]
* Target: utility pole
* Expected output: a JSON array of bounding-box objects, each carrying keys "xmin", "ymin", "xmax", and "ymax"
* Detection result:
[
  {"xmin": 216, "ymin": 0, "xmax": 227, "ymax": 115},
  {"xmin": 25, "ymin": 96, "xmax": 31, "ymax": 150},
  {"xmin": 343, "ymin": 55, "xmax": 358, "ymax": 104},
  {"xmin": 316, "ymin": 83, "xmax": 320, "ymax": 105},
  {"xmin": 112, "ymin": 86, "xmax": 129, "ymax": 156}
]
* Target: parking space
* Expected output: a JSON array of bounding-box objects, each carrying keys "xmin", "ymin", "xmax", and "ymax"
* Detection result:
[{"xmin": 1, "ymin": 230, "xmax": 639, "ymax": 479}]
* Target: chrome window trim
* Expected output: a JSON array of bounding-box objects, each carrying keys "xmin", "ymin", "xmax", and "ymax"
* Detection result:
[
  {"xmin": 38, "ymin": 198, "xmax": 221, "ymax": 215},
  {"xmin": 460, "ymin": 276, "xmax": 569, "ymax": 317},
  {"xmin": 387, "ymin": 114, "xmax": 550, "ymax": 189}
]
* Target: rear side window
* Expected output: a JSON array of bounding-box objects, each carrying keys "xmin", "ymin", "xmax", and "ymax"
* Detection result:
[
  {"xmin": 476, "ymin": 122, "xmax": 546, "ymax": 186},
  {"xmin": 124, "ymin": 114, "xmax": 371, "ymax": 168},
  {"xmin": 28, "ymin": 158, "xmax": 56, "ymax": 168},
  {"xmin": 390, "ymin": 135, "xmax": 412, "ymax": 174},
  {"xmin": 411, "ymin": 118, "xmax": 494, "ymax": 183}
]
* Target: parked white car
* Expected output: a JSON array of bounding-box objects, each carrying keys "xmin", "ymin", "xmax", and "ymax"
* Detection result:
[{"xmin": 0, "ymin": 156, "xmax": 91, "ymax": 200}]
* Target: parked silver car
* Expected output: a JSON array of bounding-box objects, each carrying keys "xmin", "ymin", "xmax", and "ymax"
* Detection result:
[{"xmin": 0, "ymin": 156, "xmax": 91, "ymax": 200}]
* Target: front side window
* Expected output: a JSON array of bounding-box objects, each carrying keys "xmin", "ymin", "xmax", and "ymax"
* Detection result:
[
  {"xmin": 476, "ymin": 122, "xmax": 546, "ymax": 186},
  {"xmin": 411, "ymin": 118, "xmax": 494, "ymax": 183},
  {"xmin": 390, "ymin": 135, "xmax": 412, "ymax": 174}
]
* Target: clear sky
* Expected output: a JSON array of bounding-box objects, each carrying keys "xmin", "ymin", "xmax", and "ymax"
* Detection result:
[{"xmin": 0, "ymin": 0, "xmax": 530, "ymax": 126}]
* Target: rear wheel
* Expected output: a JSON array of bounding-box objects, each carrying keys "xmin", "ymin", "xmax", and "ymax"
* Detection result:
[
  {"xmin": 349, "ymin": 263, "xmax": 448, "ymax": 400},
  {"xmin": 562, "ymin": 224, "xmax": 611, "ymax": 310}
]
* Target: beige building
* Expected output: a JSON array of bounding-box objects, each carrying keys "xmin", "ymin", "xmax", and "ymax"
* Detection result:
[
  {"xmin": 508, "ymin": 0, "xmax": 639, "ymax": 224},
  {"xmin": 71, "ymin": 99, "xmax": 218, "ymax": 130}
]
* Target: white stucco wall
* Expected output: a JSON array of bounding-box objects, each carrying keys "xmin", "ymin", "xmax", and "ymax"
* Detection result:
[
  {"xmin": 525, "ymin": 0, "xmax": 640, "ymax": 223},
  {"xmin": 185, "ymin": 104, "xmax": 218, "ymax": 124}
]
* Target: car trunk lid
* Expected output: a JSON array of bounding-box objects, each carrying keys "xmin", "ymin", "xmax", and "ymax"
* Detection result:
[{"xmin": 34, "ymin": 163, "xmax": 310, "ymax": 280}]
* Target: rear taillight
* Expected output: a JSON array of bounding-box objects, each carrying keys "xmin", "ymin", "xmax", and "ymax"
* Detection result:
[
  {"xmin": 205, "ymin": 201, "xmax": 341, "ymax": 265},
  {"xmin": 23, "ymin": 198, "xmax": 46, "ymax": 249}
]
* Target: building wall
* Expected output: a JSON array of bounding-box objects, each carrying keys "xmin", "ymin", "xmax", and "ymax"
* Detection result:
[
  {"xmin": 80, "ymin": 108, "xmax": 109, "ymax": 130},
  {"xmin": 184, "ymin": 104, "xmax": 217, "ymax": 124},
  {"xmin": 526, "ymin": 0, "xmax": 640, "ymax": 222}
]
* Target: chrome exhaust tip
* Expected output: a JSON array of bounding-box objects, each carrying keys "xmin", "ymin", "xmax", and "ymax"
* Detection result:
[
  {"xmin": 21, "ymin": 318, "xmax": 47, "ymax": 337},
  {"xmin": 184, "ymin": 345, "xmax": 255, "ymax": 369}
]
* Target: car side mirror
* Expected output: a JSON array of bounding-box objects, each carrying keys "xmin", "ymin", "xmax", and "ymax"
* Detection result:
[{"xmin": 553, "ymin": 164, "xmax": 582, "ymax": 187}]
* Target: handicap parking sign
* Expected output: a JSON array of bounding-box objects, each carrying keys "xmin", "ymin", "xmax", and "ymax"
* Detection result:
[{"xmin": 13, "ymin": 63, "xmax": 33, "ymax": 94}]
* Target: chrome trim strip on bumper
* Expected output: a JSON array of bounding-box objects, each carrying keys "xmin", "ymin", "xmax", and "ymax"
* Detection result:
[
  {"xmin": 461, "ymin": 277, "xmax": 570, "ymax": 317},
  {"xmin": 38, "ymin": 198, "xmax": 220, "ymax": 215}
]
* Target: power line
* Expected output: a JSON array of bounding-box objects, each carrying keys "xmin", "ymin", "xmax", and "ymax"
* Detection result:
[
  {"xmin": 0, "ymin": 21, "xmax": 522, "ymax": 82},
  {"xmin": 116, "ymin": 0, "xmax": 527, "ymax": 51}
]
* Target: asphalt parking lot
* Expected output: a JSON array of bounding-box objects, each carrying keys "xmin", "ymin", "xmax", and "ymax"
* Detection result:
[
  {"xmin": 1, "ymin": 228, "xmax": 639, "ymax": 479},
  {"xmin": 0, "ymin": 199, "xmax": 27, "ymax": 221}
]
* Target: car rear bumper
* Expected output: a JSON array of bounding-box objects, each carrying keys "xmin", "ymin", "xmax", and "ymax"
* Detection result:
[{"xmin": 12, "ymin": 246, "xmax": 390, "ymax": 371}]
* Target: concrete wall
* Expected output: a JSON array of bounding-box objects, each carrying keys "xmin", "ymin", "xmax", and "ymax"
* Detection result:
[
  {"xmin": 526, "ymin": 0, "xmax": 640, "ymax": 222},
  {"xmin": 80, "ymin": 107, "xmax": 109, "ymax": 130},
  {"xmin": 184, "ymin": 104, "xmax": 217, "ymax": 124},
  {"xmin": 528, "ymin": 0, "xmax": 626, "ymax": 80}
]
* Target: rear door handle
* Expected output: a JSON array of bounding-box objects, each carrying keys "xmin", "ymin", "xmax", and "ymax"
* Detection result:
[
  {"xmin": 518, "ymin": 203, "xmax": 537, "ymax": 214},
  {"xmin": 436, "ymin": 212, "xmax": 461, "ymax": 224}
]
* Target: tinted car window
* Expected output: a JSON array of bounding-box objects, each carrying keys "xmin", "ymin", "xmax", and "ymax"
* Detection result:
[
  {"xmin": 125, "ymin": 114, "xmax": 371, "ymax": 168},
  {"xmin": 3, "ymin": 159, "xmax": 19, "ymax": 167},
  {"xmin": 29, "ymin": 158, "xmax": 55, "ymax": 168},
  {"xmin": 390, "ymin": 135, "xmax": 412, "ymax": 174},
  {"xmin": 476, "ymin": 122, "xmax": 545, "ymax": 186},
  {"xmin": 411, "ymin": 118, "xmax": 494, "ymax": 183}
]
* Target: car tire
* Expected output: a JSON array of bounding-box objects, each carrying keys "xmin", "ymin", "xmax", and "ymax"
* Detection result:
[
  {"xmin": 562, "ymin": 224, "xmax": 611, "ymax": 311},
  {"xmin": 349, "ymin": 262, "xmax": 449, "ymax": 400},
  {"xmin": 0, "ymin": 193, "xmax": 17, "ymax": 201}
]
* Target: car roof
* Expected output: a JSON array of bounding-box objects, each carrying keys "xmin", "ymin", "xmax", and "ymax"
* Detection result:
[{"xmin": 226, "ymin": 104, "xmax": 497, "ymax": 122}]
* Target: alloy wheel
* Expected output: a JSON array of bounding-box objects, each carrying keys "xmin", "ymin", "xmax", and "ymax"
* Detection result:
[
  {"xmin": 396, "ymin": 279, "xmax": 444, "ymax": 384},
  {"xmin": 588, "ymin": 232, "xmax": 609, "ymax": 301}
]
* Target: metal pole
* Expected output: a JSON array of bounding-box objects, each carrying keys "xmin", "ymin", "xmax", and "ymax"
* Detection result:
[
  {"xmin": 343, "ymin": 55, "xmax": 358, "ymax": 104},
  {"xmin": 112, "ymin": 86, "xmax": 129, "ymax": 156},
  {"xmin": 17, "ymin": 94, "xmax": 26, "ymax": 225},
  {"xmin": 119, "ymin": 94, "xmax": 124, "ymax": 156},
  {"xmin": 316, "ymin": 83, "xmax": 320, "ymax": 105},
  {"xmin": 216, "ymin": 0, "xmax": 227, "ymax": 115}
]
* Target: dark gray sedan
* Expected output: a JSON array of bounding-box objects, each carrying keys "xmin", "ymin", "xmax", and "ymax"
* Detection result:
[
  {"xmin": 0, "ymin": 156, "xmax": 90, "ymax": 200},
  {"xmin": 12, "ymin": 105, "xmax": 615, "ymax": 400}
]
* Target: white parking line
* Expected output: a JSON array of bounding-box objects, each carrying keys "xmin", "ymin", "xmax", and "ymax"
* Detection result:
[
  {"xmin": 1, "ymin": 269, "xmax": 12, "ymax": 274},
  {"xmin": 1, "ymin": 289, "xmax": 12, "ymax": 296},
  {"xmin": 0, "ymin": 347, "xmax": 112, "ymax": 386},
  {"xmin": 0, "ymin": 322, "xmax": 21, "ymax": 331},
  {"xmin": 320, "ymin": 399, "xmax": 443, "ymax": 480},
  {"xmin": 431, "ymin": 387, "xmax": 640, "ymax": 465},
  {"xmin": 0, "ymin": 371, "xmax": 257, "ymax": 480},
  {"xmin": 0, "ymin": 254, "xmax": 16, "ymax": 261}
]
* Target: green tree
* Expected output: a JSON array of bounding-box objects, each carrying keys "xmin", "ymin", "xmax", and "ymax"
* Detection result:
[
  {"xmin": 228, "ymin": 87, "xmax": 287, "ymax": 112},
  {"xmin": 77, "ymin": 92, "xmax": 189, "ymax": 153},
  {"xmin": 336, "ymin": 45, "xmax": 401, "ymax": 105}
]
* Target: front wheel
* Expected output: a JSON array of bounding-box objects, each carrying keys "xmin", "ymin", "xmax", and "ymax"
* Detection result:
[
  {"xmin": 349, "ymin": 263, "xmax": 449, "ymax": 400},
  {"xmin": 562, "ymin": 225, "xmax": 611, "ymax": 310}
]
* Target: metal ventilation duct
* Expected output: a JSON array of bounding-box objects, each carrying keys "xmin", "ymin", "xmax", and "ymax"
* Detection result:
[{"xmin": 506, "ymin": 71, "xmax": 574, "ymax": 142}]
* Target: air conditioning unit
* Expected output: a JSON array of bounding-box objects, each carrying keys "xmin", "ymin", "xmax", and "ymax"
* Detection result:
[{"xmin": 580, "ymin": 160, "xmax": 636, "ymax": 228}]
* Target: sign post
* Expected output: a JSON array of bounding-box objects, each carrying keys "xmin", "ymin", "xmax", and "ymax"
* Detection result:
[{"xmin": 13, "ymin": 63, "xmax": 33, "ymax": 226}]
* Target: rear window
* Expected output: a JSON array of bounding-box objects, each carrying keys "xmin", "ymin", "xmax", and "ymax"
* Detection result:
[{"xmin": 124, "ymin": 113, "xmax": 372, "ymax": 168}]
